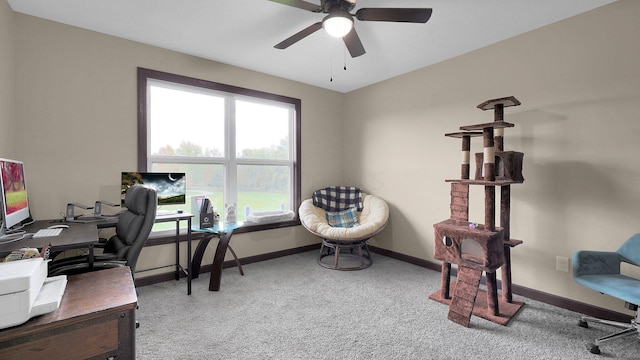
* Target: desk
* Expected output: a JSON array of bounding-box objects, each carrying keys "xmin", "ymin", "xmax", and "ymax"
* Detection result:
[
  {"xmin": 0, "ymin": 221, "xmax": 99, "ymax": 258},
  {"xmin": 0, "ymin": 266, "xmax": 137, "ymax": 360},
  {"xmin": 1, "ymin": 214, "xmax": 195, "ymax": 294},
  {"xmin": 191, "ymin": 222, "xmax": 244, "ymax": 291}
]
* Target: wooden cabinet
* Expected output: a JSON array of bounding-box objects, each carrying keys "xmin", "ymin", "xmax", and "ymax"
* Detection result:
[{"xmin": 0, "ymin": 266, "xmax": 137, "ymax": 360}]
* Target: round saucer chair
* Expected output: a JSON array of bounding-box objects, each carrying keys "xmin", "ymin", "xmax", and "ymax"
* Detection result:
[{"xmin": 299, "ymin": 187, "xmax": 389, "ymax": 270}]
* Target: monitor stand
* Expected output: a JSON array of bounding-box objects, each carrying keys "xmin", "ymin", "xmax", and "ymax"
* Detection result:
[{"xmin": 0, "ymin": 228, "xmax": 25, "ymax": 243}]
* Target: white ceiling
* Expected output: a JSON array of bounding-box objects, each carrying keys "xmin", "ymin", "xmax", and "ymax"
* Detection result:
[{"xmin": 8, "ymin": 0, "xmax": 617, "ymax": 93}]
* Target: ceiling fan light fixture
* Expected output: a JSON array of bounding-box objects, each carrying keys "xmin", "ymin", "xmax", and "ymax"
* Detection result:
[{"xmin": 323, "ymin": 11, "xmax": 353, "ymax": 38}]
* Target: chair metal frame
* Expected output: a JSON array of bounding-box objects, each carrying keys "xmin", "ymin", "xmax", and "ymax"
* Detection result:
[
  {"xmin": 577, "ymin": 303, "xmax": 639, "ymax": 355},
  {"xmin": 573, "ymin": 233, "xmax": 640, "ymax": 355},
  {"xmin": 318, "ymin": 238, "xmax": 372, "ymax": 270}
]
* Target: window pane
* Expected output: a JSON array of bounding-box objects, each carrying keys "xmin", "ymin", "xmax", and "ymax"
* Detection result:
[
  {"xmin": 139, "ymin": 68, "xmax": 300, "ymax": 230},
  {"xmin": 150, "ymin": 162, "xmax": 224, "ymax": 230},
  {"xmin": 149, "ymin": 83, "xmax": 225, "ymax": 157},
  {"xmin": 237, "ymin": 164, "xmax": 291, "ymax": 221},
  {"xmin": 236, "ymin": 100, "xmax": 290, "ymax": 160}
]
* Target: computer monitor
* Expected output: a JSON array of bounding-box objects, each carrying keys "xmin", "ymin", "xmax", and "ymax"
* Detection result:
[
  {"xmin": 121, "ymin": 172, "xmax": 186, "ymax": 206},
  {"xmin": 0, "ymin": 158, "xmax": 33, "ymax": 233}
]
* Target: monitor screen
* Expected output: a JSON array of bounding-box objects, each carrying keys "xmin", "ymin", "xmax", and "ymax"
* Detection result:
[
  {"xmin": 121, "ymin": 172, "xmax": 186, "ymax": 206},
  {"xmin": 0, "ymin": 158, "xmax": 32, "ymax": 230}
]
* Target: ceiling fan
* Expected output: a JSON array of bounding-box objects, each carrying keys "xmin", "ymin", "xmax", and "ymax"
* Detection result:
[{"xmin": 270, "ymin": 0, "xmax": 433, "ymax": 58}]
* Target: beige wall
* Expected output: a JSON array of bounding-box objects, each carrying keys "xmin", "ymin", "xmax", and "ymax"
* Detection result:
[
  {"xmin": 4, "ymin": 1, "xmax": 640, "ymax": 313},
  {"xmin": 344, "ymin": 0, "xmax": 640, "ymax": 313},
  {"xmin": 0, "ymin": 1, "xmax": 14, "ymax": 156},
  {"xmin": 11, "ymin": 14, "xmax": 345, "ymax": 275}
]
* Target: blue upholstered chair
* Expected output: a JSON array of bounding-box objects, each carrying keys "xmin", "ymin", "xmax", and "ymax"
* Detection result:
[{"xmin": 572, "ymin": 233, "xmax": 640, "ymax": 355}]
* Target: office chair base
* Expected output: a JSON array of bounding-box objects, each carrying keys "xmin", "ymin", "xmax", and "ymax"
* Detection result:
[
  {"xmin": 577, "ymin": 312, "xmax": 639, "ymax": 355},
  {"xmin": 318, "ymin": 239, "xmax": 372, "ymax": 270}
]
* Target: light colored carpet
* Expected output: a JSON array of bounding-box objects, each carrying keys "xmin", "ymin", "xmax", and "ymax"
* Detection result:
[{"xmin": 135, "ymin": 251, "xmax": 639, "ymax": 359}]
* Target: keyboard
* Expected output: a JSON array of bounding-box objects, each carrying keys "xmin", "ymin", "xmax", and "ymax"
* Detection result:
[{"xmin": 33, "ymin": 228, "xmax": 63, "ymax": 238}]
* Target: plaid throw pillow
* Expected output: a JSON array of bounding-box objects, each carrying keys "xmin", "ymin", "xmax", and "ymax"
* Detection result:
[
  {"xmin": 326, "ymin": 207, "xmax": 358, "ymax": 228},
  {"xmin": 312, "ymin": 186, "xmax": 363, "ymax": 212}
]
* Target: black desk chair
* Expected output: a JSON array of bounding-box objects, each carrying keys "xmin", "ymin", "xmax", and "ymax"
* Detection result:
[{"xmin": 49, "ymin": 185, "xmax": 157, "ymax": 278}]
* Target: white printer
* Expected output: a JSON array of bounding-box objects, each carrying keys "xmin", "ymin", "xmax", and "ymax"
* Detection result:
[{"xmin": 0, "ymin": 257, "xmax": 67, "ymax": 330}]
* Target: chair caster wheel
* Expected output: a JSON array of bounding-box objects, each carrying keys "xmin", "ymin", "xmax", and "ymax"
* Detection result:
[
  {"xmin": 588, "ymin": 343, "xmax": 600, "ymax": 355},
  {"xmin": 578, "ymin": 320, "xmax": 589, "ymax": 328}
]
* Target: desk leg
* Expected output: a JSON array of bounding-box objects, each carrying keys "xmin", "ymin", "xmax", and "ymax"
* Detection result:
[
  {"xmin": 174, "ymin": 219, "xmax": 180, "ymax": 281},
  {"xmin": 191, "ymin": 234, "xmax": 215, "ymax": 279},
  {"xmin": 88, "ymin": 244, "xmax": 94, "ymax": 270},
  {"xmin": 187, "ymin": 218, "xmax": 192, "ymax": 295},
  {"xmin": 209, "ymin": 230, "xmax": 234, "ymax": 292}
]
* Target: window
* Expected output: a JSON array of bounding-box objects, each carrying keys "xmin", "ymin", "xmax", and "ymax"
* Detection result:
[{"xmin": 137, "ymin": 68, "xmax": 301, "ymax": 231}]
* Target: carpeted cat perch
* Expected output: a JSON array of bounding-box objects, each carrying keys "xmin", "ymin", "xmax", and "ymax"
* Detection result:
[{"xmin": 429, "ymin": 96, "xmax": 525, "ymax": 327}]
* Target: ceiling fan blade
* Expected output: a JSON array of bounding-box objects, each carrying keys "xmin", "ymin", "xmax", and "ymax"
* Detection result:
[
  {"xmin": 274, "ymin": 22, "xmax": 323, "ymax": 49},
  {"xmin": 355, "ymin": 8, "xmax": 433, "ymax": 23},
  {"xmin": 343, "ymin": 28, "xmax": 366, "ymax": 58},
  {"xmin": 268, "ymin": 0, "xmax": 322, "ymax": 12}
]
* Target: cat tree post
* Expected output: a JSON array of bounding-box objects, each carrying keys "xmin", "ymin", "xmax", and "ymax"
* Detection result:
[
  {"xmin": 478, "ymin": 97, "xmax": 524, "ymax": 305},
  {"xmin": 483, "ymin": 126, "xmax": 499, "ymax": 316},
  {"xmin": 461, "ymin": 134, "xmax": 472, "ymax": 179}
]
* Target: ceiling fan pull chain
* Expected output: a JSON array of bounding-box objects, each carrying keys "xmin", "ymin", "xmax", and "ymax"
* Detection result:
[
  {"xmin": 344, "ymin": 46, "xmax": 347, "ymax": 71},
  {"xmin": 330, "ymin": 40, "xmax": 334, "ymax": 82}
]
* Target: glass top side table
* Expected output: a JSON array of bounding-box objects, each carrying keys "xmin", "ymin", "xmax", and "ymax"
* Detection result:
[{"xmin": 191, "ymin": 222, "xmax": 244, "ymax": 291}]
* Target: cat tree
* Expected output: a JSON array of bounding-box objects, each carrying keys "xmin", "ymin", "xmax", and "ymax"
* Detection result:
[{"xmin": 429, "ymin": 96, "xmax": 525, "ymax": 327}]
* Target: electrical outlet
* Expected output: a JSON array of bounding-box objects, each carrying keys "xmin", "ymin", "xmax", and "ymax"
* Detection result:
[{"xmin": 556, "ymin": 256, "xmax": 569, "ymax": 272}]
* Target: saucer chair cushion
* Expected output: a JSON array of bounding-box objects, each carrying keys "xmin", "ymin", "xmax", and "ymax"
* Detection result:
[{"xmin": 299, "ymin": 193, "xmax": 389, "ymax": 242}]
